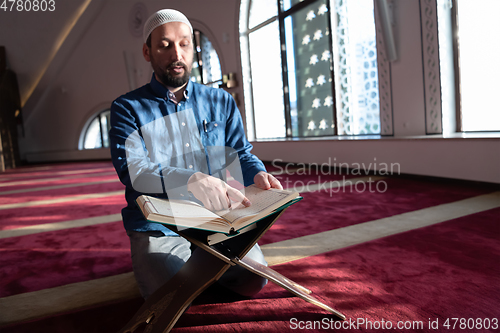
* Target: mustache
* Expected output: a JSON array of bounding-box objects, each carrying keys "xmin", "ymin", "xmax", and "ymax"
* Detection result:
[{"xmin": 168, "ymin": 61, "xmax": 187, "ymax": 69}]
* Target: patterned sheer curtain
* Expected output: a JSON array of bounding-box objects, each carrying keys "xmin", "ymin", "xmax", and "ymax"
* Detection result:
[
  {"xmin": 331, "ymin": 0, "xmax": 380, "ymax": 135},
  {"xmin": 284, "ymin": 0, "xmax": 336, "ymax": 137}
]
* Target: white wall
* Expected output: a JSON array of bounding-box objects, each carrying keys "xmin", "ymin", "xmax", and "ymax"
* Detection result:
[
  {"xmin": 1, "ymin": 0, "xmax": 499, "ymax": 183},
  {"xmin": 251, "ymin": 137, "xmax": 500, "ymax": 184}
]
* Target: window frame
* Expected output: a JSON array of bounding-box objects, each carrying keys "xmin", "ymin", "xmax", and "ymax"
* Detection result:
[{"xmin": 451, "ymin": 0, "xmax": 462, "ymax": 132}]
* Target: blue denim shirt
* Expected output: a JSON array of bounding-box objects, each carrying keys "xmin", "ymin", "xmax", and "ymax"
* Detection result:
[{"xmin": 110, "ymin": 75, "xmax": 266, "ymax": 235}]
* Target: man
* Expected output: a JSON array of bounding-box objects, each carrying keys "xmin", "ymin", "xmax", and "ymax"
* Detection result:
[{"xmin": 109, "ymin": 9, "xmax": 282, "ymax": 300}]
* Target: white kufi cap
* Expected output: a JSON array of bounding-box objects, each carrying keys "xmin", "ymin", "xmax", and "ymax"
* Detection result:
[{"xmin": 143, "ymin": 9, "xmax": 193, "ymax": 43}]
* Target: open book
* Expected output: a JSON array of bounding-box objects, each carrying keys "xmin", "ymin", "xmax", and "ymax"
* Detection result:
[{"xmin": 136, "ymin": 185, "xmax": 301, "ymax": 237}]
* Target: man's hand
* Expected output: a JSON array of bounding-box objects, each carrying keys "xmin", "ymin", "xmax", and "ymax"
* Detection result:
[
  {"xmin": 187, "ymin": 172, "xmax": 251, "ymax": 211},
  {"xmin": 254, "ymin": 171, "xmax": 283, "ymax": 190}
]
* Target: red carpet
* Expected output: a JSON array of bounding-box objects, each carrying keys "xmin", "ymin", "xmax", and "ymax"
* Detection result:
[
  {"xmin": 259, "ymin": 176, "xmax": 493, "ymax": 245},
  {"xmin": 0, "ymin": 176, "xmax": 120, "ymax": 205},
  {"xmin": 0, "ymin": 221, "xmax": 129, "ymax": 297},
  {"xmin": 0, "ymin": 195, "xmax": 125, "ymax": 229},
  {"xmin": 3, "ymin": 207, "xmax": 498, "ymax": 333},
  {"xmin": 0, "ymin": 161, "xmax": 499, "ymax": 333}
]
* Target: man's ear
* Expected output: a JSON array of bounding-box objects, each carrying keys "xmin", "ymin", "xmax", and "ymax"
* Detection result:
[{"xmin": 143, "ymin": 43, "xmax": 151, "ymax": 62}]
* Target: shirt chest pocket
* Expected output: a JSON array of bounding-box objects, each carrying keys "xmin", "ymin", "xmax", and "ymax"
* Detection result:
[{"xmin": 204, "ymin": 121, "xmax": 225, "ymax": 146}]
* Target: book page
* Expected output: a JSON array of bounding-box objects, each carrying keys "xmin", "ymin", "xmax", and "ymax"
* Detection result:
[
  {"xmin": 218, "ymin": 186, "xmax": 295, "ymax": 224},
  {"xmin": 147, "ymin": 196, "xmax": 220, "ymax": 219}
]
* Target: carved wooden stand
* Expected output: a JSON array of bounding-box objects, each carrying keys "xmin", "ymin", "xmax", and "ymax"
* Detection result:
[{"xmin": 119, "ymin": 209, "xmax": 345, "ymax": 333}]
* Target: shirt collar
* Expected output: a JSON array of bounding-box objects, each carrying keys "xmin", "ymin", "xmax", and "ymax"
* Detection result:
[{"xmin": 150, "ymin": 73, "xmax": 192, "ymax": 102}]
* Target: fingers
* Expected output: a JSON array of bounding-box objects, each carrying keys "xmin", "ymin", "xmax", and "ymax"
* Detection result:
[
  {"xmin": 188, "ymin": 173, "xmax": 247, "ymax": 211},
  {"xmin": 268, "ymin": 175, "xmax": 283, "ymax": 189},
  {"xmin": 254, "ymin": 172, "xmax": 283, "ymax": 190},
  {"xmin": 254, "ymin": 172, "xmax": 270, "ymax": 189},
  {"xmin": 187, "ymin": 172, "xmax": 285, "ymax": 211},
  {"xmin": 202, "ymin": 183, "xmax": 248, "ymax": 211},
  {"xmin": 213, "ymin": 191, "xmax": 230, "ymax": 211},
  {"xmin": 203, "ymin": 180, "xmax": 231, "ymax": 211},
  {"xmin": 226, "ymin": 186, "xmax": 252, "ymax": 207},
  {"xmin": 258, "ymin": 177, "xmax": 271, "ymax": 190}
]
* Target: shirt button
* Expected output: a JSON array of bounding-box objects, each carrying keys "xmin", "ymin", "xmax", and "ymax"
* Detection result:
[
  {"xmin": 182, "ymin": 122, "xmax": 186, "ymax": 126},
  {"xmin": 185, "ymin": 143, "xmax": 190, "ymax": 147},
  {"xmin": 214, "ymin": 123, "xmax": 218, "ymax": 127},
  {"xmin": 188, "ymin": 165, "xmax": 193, "ymax": 169}
]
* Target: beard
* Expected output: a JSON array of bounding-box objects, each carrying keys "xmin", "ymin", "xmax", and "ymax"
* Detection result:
[{"xmin": 152, "ymin": 59, "xmax": 192, "ymax": 88}]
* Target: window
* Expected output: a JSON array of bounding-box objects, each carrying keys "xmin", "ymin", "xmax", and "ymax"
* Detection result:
[
  {"xmin": 241, "ymin": 0, "xmax": 286, "ymax": 139},
  {"xmin": 80, "ymin": 110, "xmax": 110, "ymax": 149},
  {"xmin": 240, "ymin": 0, "xmax": 380, "ymax": 140},
  {"xmin": 450, "ymin": 0, "xmax": 500, "ymax": 132},
  {"xmin": 191, "ymin": 29, "xmax": 223, "ymax": 88}
]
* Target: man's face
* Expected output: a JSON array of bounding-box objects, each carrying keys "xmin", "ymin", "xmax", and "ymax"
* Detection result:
[{"xmin": 143, "ymin": 22, "xmax": 194, "ymax": 89}]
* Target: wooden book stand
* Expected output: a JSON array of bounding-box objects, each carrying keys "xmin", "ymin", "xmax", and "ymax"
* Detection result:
[{"xmin": 119, "ymin": 208, "xmax": 345, "ymax": 333}]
